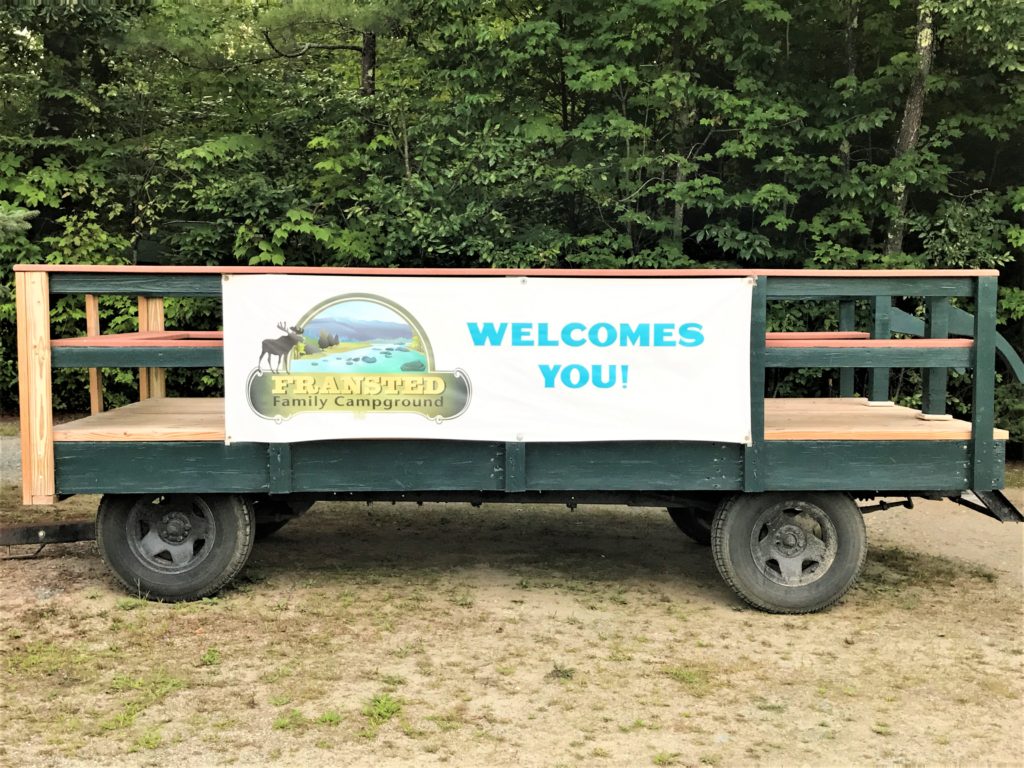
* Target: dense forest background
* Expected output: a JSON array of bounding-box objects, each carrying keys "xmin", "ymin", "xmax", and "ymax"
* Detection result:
[{"xmin": 0, "ymin": 0, "xmax": 1021, "ymax": 442}]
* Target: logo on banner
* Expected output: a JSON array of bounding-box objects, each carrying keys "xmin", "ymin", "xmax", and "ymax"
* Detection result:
[{"xmin": 245, "ymin": 294, "xmax": 471, "ymax": 421}]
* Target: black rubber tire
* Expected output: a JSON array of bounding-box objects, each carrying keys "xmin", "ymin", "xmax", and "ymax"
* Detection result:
[
  {"xmin": 97, "ymin": 494, "xmax": 255, "ymax": 602},
  {"xmin": 666, "ymin": 507, "xmax": 714, "ymax": 546},
  {"xmin": 251, "ymin": 498, "xmax": 312, "ymax": 540},
  {"xmin": 710, "ymin": 492, "xmax": 866, "ymax": 614}
]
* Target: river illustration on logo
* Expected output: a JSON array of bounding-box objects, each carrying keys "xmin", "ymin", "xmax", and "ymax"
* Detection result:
[{"xmin": 246, "ymin": 294, "xmax": 471, "ymax": 422}]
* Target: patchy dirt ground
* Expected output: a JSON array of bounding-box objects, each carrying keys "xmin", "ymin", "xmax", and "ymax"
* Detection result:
[{"xmin": 1, "ymin": 467, "xmax": 1022, "ymax": 767}]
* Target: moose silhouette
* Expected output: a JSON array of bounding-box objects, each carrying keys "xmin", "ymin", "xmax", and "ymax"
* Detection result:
[{"xmin": 259, "ymin": 322, "xmax": 305, "ymax": 373}]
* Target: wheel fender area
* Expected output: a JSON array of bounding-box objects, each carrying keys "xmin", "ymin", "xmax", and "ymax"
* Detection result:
[{"xmin": 710, "ymin": 492, "xmax": 867, "ymax": 614}]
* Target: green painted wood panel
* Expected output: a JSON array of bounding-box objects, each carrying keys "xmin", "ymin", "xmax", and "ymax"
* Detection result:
[
  {"xmin": 766, "ymin": 346, "xmax": 971, "ymax": 369},
  {"xmin": 289, "ymin": 440, "xmax": 506, "ymax": 492},
  {"xmin": 766, "ymin": 277, "xmax": 974, "ymax": 298},
  {"xmin": 869, "ymin": 295, "xmax": 891, "ymax": 401},
  {"xmin": 52, "ymin": 347, "xmax": 224, "ymax": 368},
  {"xmin": 53, "ymin": 438, "xmax": 998, "ymax": 497},
  {"xmin": 921, "ymin": 297, "xmax": 950, "ymax": 415},
  {"xmin": 505, "ymin": 442, "xmax": 527, "ymax": 492},
  {"xmin": 268, "ymin": 444, "xmax": 292, "ymax": 494},
  {"xmin": 838, "ymin": 301, "xmax": 856, "ymax": 397},
  {"xmin": 524, "ymin": 442, "xmax": 743, "ymax": 491},
  {"xmin": 763, "ymin": 441, "xmax": 970, "ymax": 491},
  {"xmin": 745, "ymin": 278, "xmax": 767, "ymax": 491},
  {"xmin": 50, "ymin": 274, "xmax": 223, "ymax": 297},
  {"xmin": 971, "ymin": 277, "xmax": 998, "ymax": 490},
  {"xmin": 54, "ymin": 442, "xmax": 269, "ymax": 495}
]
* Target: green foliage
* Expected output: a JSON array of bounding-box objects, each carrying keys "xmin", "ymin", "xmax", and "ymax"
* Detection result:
[{"xmin": 0, "ymin": 0, "xmax": 1020, "ymax": 438}]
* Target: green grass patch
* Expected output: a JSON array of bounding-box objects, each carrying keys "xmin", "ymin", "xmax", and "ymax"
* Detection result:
[
  {"xmin": 316, "ymin": 710, "xmax": 342, "ymax": 727},
  {"xmin": 6, "ymin": 640, "xmax": 103, "ymax": 682},
  {"xmin": 115, "ymin": 597, "xmax": 151, "ymax": 612},
  {"xmin": 545, "ymin": 662, "xmax": 575, "ymax": 681},
  {"xmin": 101, "ymin": 671, "xmax": 186, "ymax": 731},
  {"xmin": 273, "ymin": 709, "xmax": 309, "ymax": 731},
  {"xmin": 199, "ymin": 648, "xmax": 221, "ymax": 667},
  {"xmin": 361, "ymin": 692, "xmax": 402, "ymax": 736},
  {"xmin": 663, "ymin": 665, "xmax": 714, "ymax": 696},
  {"xmin": 130, "ymin": 728, "xmax": 162, "ymax": 751}
]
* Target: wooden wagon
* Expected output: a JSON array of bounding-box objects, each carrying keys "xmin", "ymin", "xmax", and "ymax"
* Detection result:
[{"xmin": 13, "ymin": 265, "xmax": 1022, "ymax": 612}]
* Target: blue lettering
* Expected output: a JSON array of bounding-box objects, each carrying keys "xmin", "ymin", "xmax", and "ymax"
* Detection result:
[
  {"xmin": 591, "ymin": 365, "xmax": 617, "ymax": 388},
  {"xmin": 539, "ymin": 364, "xmax": 560, "ymax": 388},
  {"xmin": 511, "ymin": 323, "xmax": 533, "ymax": 346},
  {"xmin": 589, "ymin": 323, "xmax": 616, "ymax": 347},
  {"xmin": 653, "ymin": 323, "xmax": 675, "ymax": 346},
  {"xmin": 467, "ymin": 322, "xmax": 508, "ymax": 346},
  {"xmin": 537, "ymin": 322, "xmax": 558, "ymax": 347},
  {"xmin": 561, "ymin": 322, "xmax": 586, "ymax": 347},
  {"xmin": 619, "ymin": 324, "xmax": 650, "ymax": 346},
  {"xmin": 561, "ymin": 364, "xmax": 588, "ymax": 388},
  {"xmin": 678, "ymin": 323, "xmax": 705, "ymax": 347}
]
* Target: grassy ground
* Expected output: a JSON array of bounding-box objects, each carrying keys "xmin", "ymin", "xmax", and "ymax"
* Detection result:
[{"xmin": 2, "ymin": 489, "xmax": 1022, "ymax": 767}]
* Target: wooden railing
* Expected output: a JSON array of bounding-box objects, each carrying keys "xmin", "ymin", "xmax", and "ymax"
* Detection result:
[{"xmin": 15, "ymin": 265, "xmax": 1012, "ymax": 505}]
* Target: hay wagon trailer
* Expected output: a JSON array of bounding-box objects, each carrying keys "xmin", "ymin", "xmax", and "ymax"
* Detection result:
[{"xmin": 13, "ymin": 265, "xmax": 1022, "ymax": 613}]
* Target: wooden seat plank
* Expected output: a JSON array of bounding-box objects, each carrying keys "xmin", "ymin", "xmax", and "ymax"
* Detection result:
[{"xmin": 51, "ymin": 397, "xmax": 1009, "ymax": 443}]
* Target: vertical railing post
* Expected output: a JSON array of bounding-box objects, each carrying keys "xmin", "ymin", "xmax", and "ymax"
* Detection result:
[
  {"xmin": 137, "ymin": 296, "xmax": 166, "ymax": 399},
  {"xmin": 85, "ymin": 293, "xmax": 104, "ymax": 414},
  {"xmin": 869, "ymin": 295, "xmax": 891, "ymax": 403},
  {"xmin": 838, "ymin": 300, "xmax": 855, "ymax": 397},
  {"xmin": 971, "ymin": 277, "xmax": 998, "ymax": 490},
  {"xmin": 921, "ymin": 296, "xmax": 950, "ymax": 417},
  {"xmin": 15, "ymin": 270, "xmax": 56, "ymax": 505},
  {"xmin": 744, "ymin": 276, "xmax": 767, "ymax": 492}
]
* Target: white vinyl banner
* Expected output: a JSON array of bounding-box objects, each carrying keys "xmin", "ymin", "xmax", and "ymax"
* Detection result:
[{"xmin": 223, "ymin": 276, "xmax": 753, "ymax": 444}]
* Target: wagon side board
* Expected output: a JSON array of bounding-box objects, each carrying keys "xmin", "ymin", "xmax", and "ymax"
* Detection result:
[{"xmin": 52, "ymin": 439, "xmax": 1004, "ymax": 497}]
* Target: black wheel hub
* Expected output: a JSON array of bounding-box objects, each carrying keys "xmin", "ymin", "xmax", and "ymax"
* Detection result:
[
  {"xmin": 125, "ymin": 495, "xmax": 217, "ymax": 573},
  {"xmin": 159, "ymin": 512, "xmax": 192, "ymax": 544},
  {"xmin": 773, "ymin": 524, "xmax": 807, "ymax": 558},
  {"xmin": 749, "ymin": 501, "xmax": 839, "ymax": 588}
]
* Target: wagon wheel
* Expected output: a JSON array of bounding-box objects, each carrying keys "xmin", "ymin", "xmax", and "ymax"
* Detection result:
[
  {"xmin": 710, "ymin": 492, "xmax": 866, "ymax": 613},
  {"xmin": 96, "ymin": 494, "xmax": 255, "ymax": 601},
  {"xmin": 251, "ymin": 497, "xmax": 312, "ymax": 540}
]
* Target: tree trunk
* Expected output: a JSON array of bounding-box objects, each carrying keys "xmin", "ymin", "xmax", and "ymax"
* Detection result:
[
  {"xmin": 841, "ymin": 1, "xmax": 858, "ymax": 171},
  {"xmin": 884, "ymin": 5, "xmax": 934, "ymax": 256},
  {"xmin": 673, "ymin": 161, "xmax": 687, "ymax": 253},
  {"xmin": 361, "ymin": 32, "xmax": 376, "ymax": 96}
]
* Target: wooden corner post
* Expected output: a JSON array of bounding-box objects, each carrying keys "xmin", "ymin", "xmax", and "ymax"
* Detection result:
[
  {"xmin": 85, "ymin": 293, "xmax": 104, "ymax": 414},
  {"xmin": 137, "ymin": 296, "xmax": 166, "ymax": 399},
  {"xmin": 15, "ymin": 271, "xmax": 56, "ymax": 505}
]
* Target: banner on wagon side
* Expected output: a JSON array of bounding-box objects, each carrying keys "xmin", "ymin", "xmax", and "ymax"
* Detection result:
[{"xmin": 222, "ymin": 275, "xmax": 753, "ymax": 444}]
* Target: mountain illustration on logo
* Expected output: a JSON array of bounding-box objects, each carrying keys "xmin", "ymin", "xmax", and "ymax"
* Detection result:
[{"xmin": 245, "ymin": 294, "xmax": 471, "ymax": 423}]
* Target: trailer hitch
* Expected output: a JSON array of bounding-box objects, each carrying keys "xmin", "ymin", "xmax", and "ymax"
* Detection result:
[
  {"xmin": 0, "ymin": 520, "xmax": 96, "ymax": 559},
  {"xmin": 949, "ymin": 491, "xmax": 1024, "ymax": 523},
  {"xmin": 858, "ymin": 497, "xmax": 914, "ymax": 514}
]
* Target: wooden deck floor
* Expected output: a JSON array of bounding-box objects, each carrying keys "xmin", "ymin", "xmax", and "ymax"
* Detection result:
[{"xmin": 52, "ymin": 397, "xmax": 1009, "ymax": 443}]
